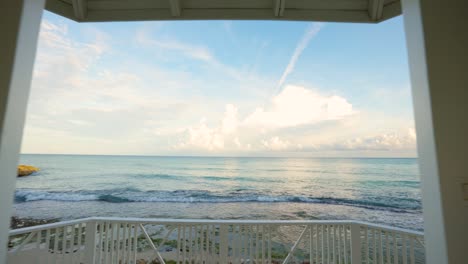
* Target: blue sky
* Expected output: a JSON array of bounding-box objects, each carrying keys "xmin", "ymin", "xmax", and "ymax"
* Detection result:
[{"xmin": 21, "ymin": 11, "xmax": 416, "ymax": 157}]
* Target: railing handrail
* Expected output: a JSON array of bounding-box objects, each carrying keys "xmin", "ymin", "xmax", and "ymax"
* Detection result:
[
  {"xmin": 353, "ymin": 221, "xmax": 424, "ymax": 236},
  {"xmin": 8, "ymin": 217, "xmax": 95, "ymax": 236},
  {"xmin": 9, "ymin": 217, "xmax": 424, "ymax": 237}
]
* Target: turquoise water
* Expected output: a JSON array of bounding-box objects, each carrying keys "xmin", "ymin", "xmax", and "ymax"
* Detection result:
[{"xmin": 14, "ymin": 155, "xmax": 423, "ymax": 230}]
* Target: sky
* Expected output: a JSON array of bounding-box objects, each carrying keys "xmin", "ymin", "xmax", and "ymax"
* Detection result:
[{"xmin": 21, "ymin": 11, "xmax": 417, "ymax": 157}]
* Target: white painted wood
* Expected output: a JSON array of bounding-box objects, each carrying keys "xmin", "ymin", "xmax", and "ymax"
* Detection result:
[
  {"xmin": 84, "ymin": 221, "xmax": 97, "ymax": 264},
  {"xmin": 274, "ymin": 0, "xmax": 281, "ymax": 16},
  {"xmin": 282, "ymin": 226, "xmax": 308, "ymax": 264},
  {"xmin": 169, "ymin": 0, "xmax": 181, "ymax": 16},
  {"xmin": 44, "ymin": 0, "xmax": 401, "ymax": 22},
  {"xmin": 279, "ymin": 0, "xmax": 286, "ymax": 17},
  {"xmin": 7, "ymin": 218, "xmax": 424, "ymax": 263},
  {"xmin": 350, "ymin": 224, "xmax": 361, "ymax": 264},
  {"xmin": 140, "ymin": 224, "xmax": 166, "ymax": 264},
  {"xmin": 72, "ymin": 0, "xmax": 87, "ymax": 20},
  {"xmin": 219, "ymin": 225, "xmax": 228, "ymax": 261},
  {"xmin": 368, "ymin": 0, "xmax": 384, "ymax": 21},
  {"xmin": 402, "ymin": 0, "xmax": 468, "ymax": 263},
  {"xmin": 0, "ymin": 1, "xmax": 44, "ymax": 263}
]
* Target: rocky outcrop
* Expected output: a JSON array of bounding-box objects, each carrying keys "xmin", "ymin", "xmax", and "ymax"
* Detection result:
[{"xmin": 17, "ymin": 165, "xmax": 39, "ymax": 177}]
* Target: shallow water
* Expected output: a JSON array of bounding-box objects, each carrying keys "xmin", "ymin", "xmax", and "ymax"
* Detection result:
[{"xmin": 14, "ymin": 155, "xmax": 423, "ymax": 230}]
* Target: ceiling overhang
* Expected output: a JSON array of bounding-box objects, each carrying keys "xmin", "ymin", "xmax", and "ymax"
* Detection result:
[{"xmin": 46, "ymin": 0, "xmax": 401, "ymax": 23}]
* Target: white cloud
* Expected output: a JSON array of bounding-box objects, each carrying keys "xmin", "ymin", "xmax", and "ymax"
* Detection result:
[
  {"xmin": 277, "ymin": 23, "xmax": 323, "ymax": 89},
  {"xmin": 136, "ymin": 30, "xmax": 214, "ymax": 62},
  {"xmin": 175, "ymin": 85, "xmax": 355, "ymax": 152},
  {"xmin": 244, "ymin": 85, "xmax": 354, "ymax": 128},
  {"xmin": 221, "ymin": 104, "xmax": 238, "ymax": 134},
  {"xmin": 261, "ymin": 137, "xmax": 291, "ymax": 151},
  {"xmin": 330, "ymin": 129, "xmax": 417, "ymax": 151},
  {"xmin": 176, "ymin": 105, "xmax": 240, "ymax": 151}
]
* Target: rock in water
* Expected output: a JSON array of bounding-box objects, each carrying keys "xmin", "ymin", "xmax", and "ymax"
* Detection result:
[{"xmin": 17, "ymin": 165, "xmax": 39, "ymax": 177}]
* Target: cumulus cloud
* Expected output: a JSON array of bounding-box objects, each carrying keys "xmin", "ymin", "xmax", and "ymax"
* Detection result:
[
  {"xmin": 176, "ymin": 85, "xmax": 356, "ymax": 152},
  {"xmin": 221, "ymin": 104, "xmax": 238, "ymax": 134},
  {"xmin": 329, "ymin": 128, "xmax": 417, "ymax": 151},
  {"xmin": 244, "ymin": 85, "xmax": 354, "ymax": 128},
  {"xmin": 175, "ymin": 105, "xmax": 241, "ymax": 151},
  {"xmin": 261, "ymin": 137, "xmax": 291, "ymax": 151}
]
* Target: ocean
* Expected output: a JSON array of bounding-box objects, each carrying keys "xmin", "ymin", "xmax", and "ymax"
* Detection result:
[{"xmin": 14, "ymin": 155, "xmax": 423, "ymax": 231}]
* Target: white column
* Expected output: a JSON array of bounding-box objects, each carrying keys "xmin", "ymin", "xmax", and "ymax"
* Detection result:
[
  {"xmin": 402, "ymin": 1, "xmax": 468, "ymax": 263},
  {"xmin": 0, "ymin": 1, "xmax": 45, "ymax": 263}
]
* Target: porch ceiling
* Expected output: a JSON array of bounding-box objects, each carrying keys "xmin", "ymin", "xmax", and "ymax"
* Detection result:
[{"xmin": 45, "ymin": 0, "xmax": 401, "ymax": 23}]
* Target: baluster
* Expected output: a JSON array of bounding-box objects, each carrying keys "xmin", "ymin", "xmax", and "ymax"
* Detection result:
[
  {"xmin": 176, "ymin": 225, "xmax": 180, "ymax": 264},
  {"xmin": 338, "ymin": 225, "xmax": 342, "ymax": 264},
  {"xmin": 132, "ymin": 224, "xmax": 138, "ymax": 264},
  {"xmin": 200, "ymin": 225, "xmax": 205, "ymax": 263},
  {"xmin": 109, "ymin": 223, "xmax": 115, "ymax": 264},
  {"xmin": 262, "ymin": 225, "xmax": 265, "ymax": 262},
  {"xmin": 333, "ymin": 225, "xmax": 336, "ymax": 264},
  {"xmin": 316, "ymin": 225, "xmax": 319, "ymax": 264},
  {"xmin": 189, "ymin": 225, "xmax": 193, "ymax": 262},
  {"xmin": 234, "ymin": 225, "xmax": 239, "ymax": 262},
  {"xmin": 211, "ymin": 225, "xmax": 215, "ymax": 259},
  {"xmin": 344, "ymin": 225, "xmax": 348, "ymax": 264},
  {"xmin": 77, "ymin": 223, "xmax": 83, "ymax": 264},
  {"xmin": 386, "ymin": 232, "xmax": 390, "ymax": 264},
  {"xmin": 379, "ymin": 230, "xmax": 384, "ymax": 264},
  {"xmin": 128, "ymin": 223, "xmax": 134, "ymax": 264},
  {"xmin": 249, "ymin": 225, "xmax": 254, "ymax": 262},
  {"xmin": 35, "ymin": 230, "xmax": 41, "ymax": 264},
  {"xmin": 53, "ymin": 227, "xmax": 59, "ymax": 264},
  {"xmin": 321, "ymin": 225, "xmax": 325, "ymax": 264},
  {"xmin": 115, "ymin": 223, "xmax": 121, "ymax": 264},
  {"xmin": 410, "ymin": 236, "xmax": 415, "ymax": 264},
  {"xmin": 194, "ymin": 225, "xmax": 198, "ymax": 263},
  {"xmin": 46, "ymin": 229, "xmax": 51, "ymax": 264},
  {"xmin": 104, "ymin": 223, "xmax": 110, "ymax": 264},
  {"xmin": 96, "ymin": 222, "xmax": 103, "ymax": 263},
  {"xmin": 242, "ymin": 225, "xmax": 246, "ymax": 261},
  {"xmin": 182, "ymin": 225, "xmax": 187, "ymax": 263},
  {"xmin": 61, "ymin": 226, "xmax": 67, "ymax": 261},
  {"xmin": 364, "ymin": 226, "xmax": 370, "ymax": 264},
  {"xmin": 327, "ymin": 225, "xmax": 331, "ymax": 264},
  {"xmin": 402, "ymin": 234, "xmax": 408, "ymax": 264},
  {"xmin": 122, "ymin": 223, "xmax": 128, "ymax": 264},
  {"xmin": 373, "ymin": 229, "xmax": 377, "ymax": 264},
  {"xmin": 393, "ymin": 232, "xmax": 398, "ymax": 264},
  {"xmin": 309, "ymin": 224, "xmax": 313, "ymax": 264},
  {"xmin": 70, "ymin": 224, "xmax": 76, "ymax": 264},
  {"xmin": 267, "ymin": 225, "xmax": 271, "ymax": 264}
]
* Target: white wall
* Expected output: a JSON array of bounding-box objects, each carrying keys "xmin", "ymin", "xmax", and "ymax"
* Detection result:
[{"xmin": 402, "ymin": 0, "xmax": 468, "ymax": 263}]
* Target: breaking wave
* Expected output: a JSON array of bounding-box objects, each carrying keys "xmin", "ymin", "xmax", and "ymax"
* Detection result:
[{"xmin": 14, "ymin": 188, "xmax": 421, "ymax": 213}]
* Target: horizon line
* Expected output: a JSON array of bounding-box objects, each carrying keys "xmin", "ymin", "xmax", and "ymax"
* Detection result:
[{"xmin": 20, "ymin": 153, "xmax": 418, "ymax": 159}]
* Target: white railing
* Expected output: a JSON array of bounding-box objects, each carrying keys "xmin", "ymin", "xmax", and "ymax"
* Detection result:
[{"xmin": 7, "ymin": 217, "xmax": 425, "ymax": 264}]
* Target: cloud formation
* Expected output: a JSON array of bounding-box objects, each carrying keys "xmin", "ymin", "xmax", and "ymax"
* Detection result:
[
  {"xmin": 277, "ymin": 23, "xmax": 323, "ymax": 90},
  {"xmin": 22, "ymin": 18, "xmax": 416, "ymax": 157},
  {"xmin": 244, "ymin": 85, "xmax": 353, "ymax": 128}
]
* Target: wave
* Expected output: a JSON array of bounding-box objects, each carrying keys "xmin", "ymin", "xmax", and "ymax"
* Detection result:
[
  {"xmin": 14, "ymin": 188, "xmax": 422, "ymax": 213},
  {"xmin": 132, "ymin": 173, "xmax": 280, "ymax": 183}
]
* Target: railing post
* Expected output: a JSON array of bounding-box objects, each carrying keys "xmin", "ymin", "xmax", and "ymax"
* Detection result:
[
  {"xmin": 219, "ymin": 224, "xmax": 228, "ymax": 262},
  {"xmin": 84, "ymin": 220, "xmax": 97, "ymax": 264},
  {"xmin": 350, "ymin": 224, "xmax": 362, "ymax": 264}
]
